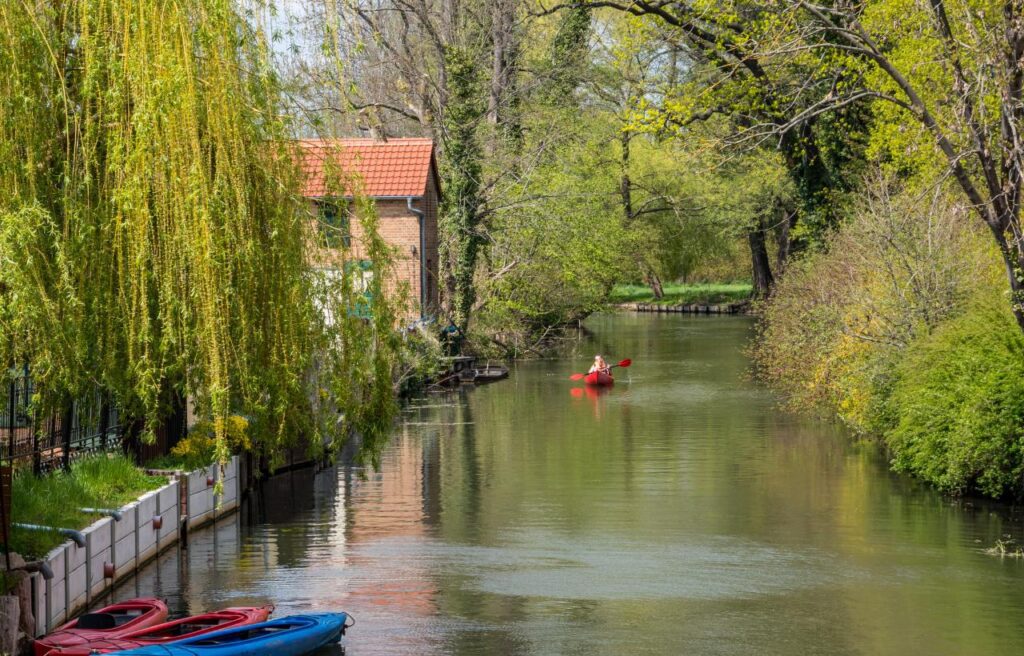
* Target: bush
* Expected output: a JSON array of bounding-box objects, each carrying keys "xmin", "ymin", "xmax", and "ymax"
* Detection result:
[
  {"xmin": 885, "ymin": 305, "xmax": 1024, "ymax": 497},
  {"xmin": 752, "ymin": 178, "xmax": 998, "ymax": 432},
  {"xmin": 147, "ymin": 415, "xmax": 250, "ymax": 471}
]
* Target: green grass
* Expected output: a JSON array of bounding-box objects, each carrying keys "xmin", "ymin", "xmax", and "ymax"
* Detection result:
[
  {"xmin": 609, "ymin": 282, "xmax": 753, "ymax": 305},
  {"xmin": 9, "ymin": 454, "xmax": 167, "ymax": 559}
]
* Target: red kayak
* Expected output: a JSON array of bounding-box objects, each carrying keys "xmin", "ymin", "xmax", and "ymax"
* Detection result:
[
  {"xmin": 33, "ymin": 598, "xmax": 168, "ymax": 656},
  {"xmin": 41, "ymin": 606, "xmax": 274, "ymax": 655},
  {"xmin": 584, "ymin": 370, "xmax": 614, "ymax": 386}
]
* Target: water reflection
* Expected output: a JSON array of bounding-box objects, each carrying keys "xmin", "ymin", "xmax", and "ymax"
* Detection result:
[{"xmin": 109, "ymin": 313, "xmax": 1024, "ymax": 655}]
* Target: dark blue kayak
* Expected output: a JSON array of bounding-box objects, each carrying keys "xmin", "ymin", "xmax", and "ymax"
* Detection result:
[{"xmin": 108, "ymin": 613, "xmax": 352, "ymax": 656}]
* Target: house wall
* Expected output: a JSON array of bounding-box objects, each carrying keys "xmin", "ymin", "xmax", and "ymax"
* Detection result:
[{"xmin": 309, "ymin": 172, "xmax": 441, "ymax": 321}]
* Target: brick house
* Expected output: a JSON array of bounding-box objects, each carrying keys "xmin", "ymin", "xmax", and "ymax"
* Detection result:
[{"xmin": 296, "ymin": 138, "xmax": 441, "ymax": 320}]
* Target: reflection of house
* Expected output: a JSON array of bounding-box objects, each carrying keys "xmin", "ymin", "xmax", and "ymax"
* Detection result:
[{"xmin": 296, "ymin": 138, "xmax": 441, "ymax": 320}]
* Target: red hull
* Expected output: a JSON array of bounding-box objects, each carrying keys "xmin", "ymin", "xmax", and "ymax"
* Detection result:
[
  {"xmin": 584, "ymin": 371, "xmax": 614, "ymax": 386},
  {"xmin": 33, "ymin": 598, "xmax": 168, "ymax": 656},
  {"xmin": 43, "ymin": 606, "xmax": 273, "ymax": 655}
]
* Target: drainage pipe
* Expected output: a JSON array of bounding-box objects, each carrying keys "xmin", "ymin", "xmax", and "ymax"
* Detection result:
[
  {"xmin": 80, "ymin": 507, "xmax": 123, "ymax": 521},
  {"xmin": 13, "ymin": 523, "xmax": 86, "ymax": 548},
  {"xmin": 406, "ymin": 197, "xmax": 427, "ymax": 319}
]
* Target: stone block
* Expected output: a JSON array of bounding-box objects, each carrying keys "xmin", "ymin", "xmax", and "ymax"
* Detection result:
[
  {"xmin": 46, "ymin": 574, "xmax": 66, "ymax": 630},
  {"xmin": 136, "ymin": 491, "xmax": 159, "ymax": 561},
  {"xmin": 114, "ymin": 503, "xmax": 137, "ymax": 542},
  {"xmin": 114, "ymin": 533, "xmax": 136, "ymax": 578},
  {"xmin": 157, "ymin": 481, "xmax": 180, "ymax": 550},
  {"xmin": 67, "ymin": 559, "xmax": 87, "ymax": 613},
  {"xmin": 66, "ymin": 539, "xmax": 87, "ymax": 572}
]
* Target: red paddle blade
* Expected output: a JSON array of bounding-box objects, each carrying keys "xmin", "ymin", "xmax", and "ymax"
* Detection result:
[
  {"xmin": 569, "ymin": 373, "xmax": 587, "ymax": 381},
  {"xmin": 617, "ymin": 359, "xmax": 632, "ymax": 368}
]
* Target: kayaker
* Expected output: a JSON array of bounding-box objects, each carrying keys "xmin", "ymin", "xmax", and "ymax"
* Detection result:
[{"xmin": 589, "ymin": 354, "xmax": 609, "ymax": 375}]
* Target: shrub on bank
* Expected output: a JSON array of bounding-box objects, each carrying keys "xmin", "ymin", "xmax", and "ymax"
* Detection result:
[
  {"xmin": 753, "ymin": 180, "xmax": 992, "ymax": 431},
  {"xmin": 885, "ymin": 305, "xmax": 1024, "ymax": 497},
  {"xmin": 752, "ymin": 178, "xmax": 1024, "ymax": 498},
  {"xmin": 146, "ymin": 415, "xmax": 251, "ymax": 471}
]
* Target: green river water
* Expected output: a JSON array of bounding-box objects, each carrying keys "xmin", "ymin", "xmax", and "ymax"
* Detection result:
[{"xmin": 116, "ymin": 313, "xmax": 1024, "ymax": 655}]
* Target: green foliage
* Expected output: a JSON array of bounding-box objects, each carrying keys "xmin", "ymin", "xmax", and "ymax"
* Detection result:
[
  {"xmin": 147, "ymin": 415, "xmax": 251, "ymax": 471},
  {"xmin": 886, "ymin": 304, "xmax": 1024, "ymax": 497},
  {"xmin": 752, "ymin": 177, "xmax": 998, "ymax": 427},
  {"xmin": 0, "ymin": 1, "xmax": 409, "ymax": 470},
  {"xmin": 10, "ymin": 455, "xmax": 165, "ymax": 558},
  {"xmin": 0, "ymin": 0, "xmax": 319, "ymax": 461},
  {"xmin": 439, "ymin": 46, "xmax": 487, "ymax": 332},
  {"xmin": 313, "ymin": 195, "xmax": 403, "ymax": 469},
  {"xmin": 752, "ymin": 175, "xmax": 1024, "ymax": 498}
]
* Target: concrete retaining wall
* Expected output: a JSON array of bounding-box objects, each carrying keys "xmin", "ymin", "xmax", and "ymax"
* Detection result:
[{"xmin": 28, "ymin": 455, "xmax": 241, "ymax": 636}]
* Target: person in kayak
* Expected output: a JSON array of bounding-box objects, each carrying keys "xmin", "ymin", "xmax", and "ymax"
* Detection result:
[{"xmin": 589, "ymin": 355, "xmax": 610, "ymax": 375}]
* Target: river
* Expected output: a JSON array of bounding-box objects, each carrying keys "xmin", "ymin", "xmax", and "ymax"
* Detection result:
[{"xmin": 114, "ymin": 312, "xmax": 1024, "ymax": 655}]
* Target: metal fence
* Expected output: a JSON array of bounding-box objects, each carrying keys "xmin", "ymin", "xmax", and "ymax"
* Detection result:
[{"xmin": 1, "ymin": 367, "xmax": 122, "ymax": 473}]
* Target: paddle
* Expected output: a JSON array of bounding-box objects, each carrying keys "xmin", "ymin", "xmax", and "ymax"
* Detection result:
[{"xmin": 569, "ymin": 359, "xmax": 631, "ymax": 381}]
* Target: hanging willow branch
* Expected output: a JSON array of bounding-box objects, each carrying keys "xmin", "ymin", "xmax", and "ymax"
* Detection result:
[{"xmin": 0, "ymin": 0, "xmax": 402, "ymax": 464}]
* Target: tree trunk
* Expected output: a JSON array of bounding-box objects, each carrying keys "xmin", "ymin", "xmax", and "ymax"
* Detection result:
[
  {"xmin": 619, "ymin": 131, "xmax": 633, "ymax": 221},
  {"xmin": 988, "ymin": 219, "xmax": 1024, "ymax": 332},
  {"xmin": 774, "ymin": 202, "xmax": 798, "ymax": 275},
  {"xmin": 487, "ymin": 0, "xmax": 521, "ymax": 151},
  {"xmin": 644, "ymin": 269, "xmax": 664, "ymax": 300},
  {"xmin": 748, "ymin": 216, "xmax": 775, "ymax": 299}
]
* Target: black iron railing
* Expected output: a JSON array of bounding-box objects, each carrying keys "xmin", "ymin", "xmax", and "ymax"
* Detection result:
[{"xmin": 1, "ymin": 368, "xmax": 122, "ymax": 474}]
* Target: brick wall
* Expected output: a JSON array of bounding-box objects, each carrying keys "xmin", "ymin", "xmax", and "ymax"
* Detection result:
[{"xmin": 307, "ymin": 173, "xmax": 440, "ymax": 321}]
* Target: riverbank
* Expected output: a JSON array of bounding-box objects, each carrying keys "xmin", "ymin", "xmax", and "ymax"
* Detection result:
[
  {"xmin": 609, "ymin": 282, "xmax": 752, "ymax": 306},
  {"xmin": 751, "ymin": 198, "xmax": 1024, "ymax": 500},
  {"xmin": 10, "ymin": 456, "xmax": 166, "ymax": 559},
  {"xmin": 14, "ymin": 455, "xmax": 244, "ymax": 641}
]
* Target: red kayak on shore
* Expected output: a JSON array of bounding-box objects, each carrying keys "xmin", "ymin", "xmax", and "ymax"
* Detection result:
[
  {"xmin": 33, "ymin": 598, "xmax": 169, "ymax": 656},
  {"xmin": 40, "ymin": 606, "xmax": 274, "ymax": 655}
]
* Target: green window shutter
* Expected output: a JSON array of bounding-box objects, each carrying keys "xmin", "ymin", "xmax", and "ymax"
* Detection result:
[{"xmin": 317, "ymin": 199, "xmax": 351, "ymax": 248}]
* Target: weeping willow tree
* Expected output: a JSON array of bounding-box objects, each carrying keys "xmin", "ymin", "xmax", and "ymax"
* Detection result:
[{"xmin": 0, "ymin": 0, "xmax": 401, "ymax": 466}]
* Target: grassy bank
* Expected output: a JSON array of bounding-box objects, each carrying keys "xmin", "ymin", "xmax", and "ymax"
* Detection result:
[
  {"xmin": 11, "ymin": 455, "xmax": 166, "ymax": 558},
  {"xmin": 610, "ymin": 282, "xmax": 752, "ymax": 305}
]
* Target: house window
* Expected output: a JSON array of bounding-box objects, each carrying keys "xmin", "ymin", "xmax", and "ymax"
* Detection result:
[{"xmin": 316, "ymin": 199, "xmax": 351, "ymax": 248}]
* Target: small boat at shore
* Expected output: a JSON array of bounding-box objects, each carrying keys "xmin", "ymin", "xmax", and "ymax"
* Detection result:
[
  {"xmin": 108, "ymin": 613, "xmax": 353, "ymax": 656},
  {"xmin": 42, "ymin": 606, "xmax": 273, "ymax": 655},
  {"xmin": 584, "ymin": 370, "xmax": 614, "ymax": 386},
  {"xmin": 33, "ymin": 598, "xmax": 168, "ymax": 656}
]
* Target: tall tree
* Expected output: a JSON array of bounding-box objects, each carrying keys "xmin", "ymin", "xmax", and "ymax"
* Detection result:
[
  {"xmin": 440, "ymin": 46, "xmax": 488, "ymax": 330},
  {"xmin": 541, "ymin": 1, "xmax": 871, "ymax": 293},
  {"xmin": 768, "ymin": 0, "xmax": 1024, "ymax": 332},
  {"xmin": 0, "ymin": 0, "xmax": 318, "ymax": 454}
]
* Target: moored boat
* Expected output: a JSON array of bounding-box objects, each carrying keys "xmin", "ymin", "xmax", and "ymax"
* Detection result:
[
  {"xmin": 41, "ymin": 606, "xmax": 273, "ymax": 655},
  {"xmin": 108, "ymin": 613, "xmax": 353, "ymax": 656},
  {"xmin": 584, "ymin": 370, "xmax": 614, "ymax": 386},
  {"xmin": 33, "ymin": 598, "xmax": 169, "ymax": 656}
]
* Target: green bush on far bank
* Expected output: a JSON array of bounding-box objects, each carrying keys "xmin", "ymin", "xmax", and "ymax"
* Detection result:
[
  {"xmin": 610, "ymin": 282, "xmax": 752, "ymax": 305},
  {"xmin": 10, "ymin": 454, "xmax": 166, "ymax": 558}
]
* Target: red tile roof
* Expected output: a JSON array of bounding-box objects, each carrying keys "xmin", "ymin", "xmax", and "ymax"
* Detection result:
[{"xmin": 296, "ymin": 138, "xmax": 438, "ymax": 198}]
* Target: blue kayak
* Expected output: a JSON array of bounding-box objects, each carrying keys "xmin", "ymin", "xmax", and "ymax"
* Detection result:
[{"xmin": 108, "ymin": 613, "xmax": 352, "ymax": 656}]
